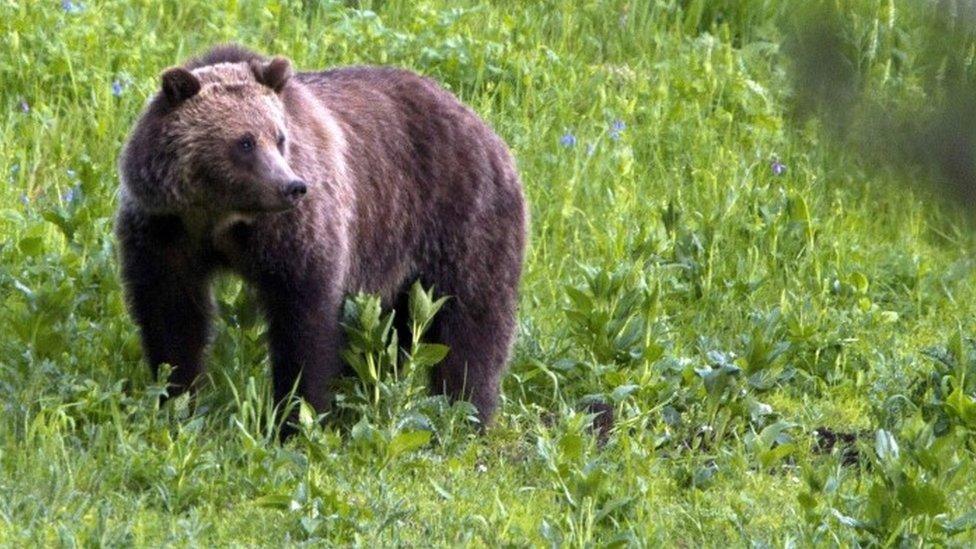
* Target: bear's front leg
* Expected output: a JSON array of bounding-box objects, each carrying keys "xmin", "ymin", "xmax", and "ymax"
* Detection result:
[
  {"xmin": 257, "ymin": 265, "xmax": 345, "ymax": 425},
  {"xmin": 117, "ymin": 212, "xmax": 214, "ymax": 396}
]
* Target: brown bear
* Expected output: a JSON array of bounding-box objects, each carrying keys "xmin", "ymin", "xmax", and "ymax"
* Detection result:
[{"xmin": 116, "ymin": 44, "xmax": 526, "ymax": 431}]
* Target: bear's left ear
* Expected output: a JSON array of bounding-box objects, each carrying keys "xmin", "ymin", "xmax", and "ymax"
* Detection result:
[{"xmin": 251, "ymin": 57, "xmax": 293, "ymax": 93}]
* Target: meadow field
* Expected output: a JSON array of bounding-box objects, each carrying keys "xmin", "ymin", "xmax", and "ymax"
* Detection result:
[{"xmin": 2, "ymin": 0, "xmax": 976, "ymax": 545}]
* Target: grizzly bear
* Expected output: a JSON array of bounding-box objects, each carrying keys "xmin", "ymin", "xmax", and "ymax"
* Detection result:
[{"xmin": 116, "ymin": 44, "xmax": 526, "ymax": 431}]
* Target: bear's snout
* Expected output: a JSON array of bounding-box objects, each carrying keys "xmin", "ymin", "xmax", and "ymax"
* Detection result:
[{"xmin": 285, "ymin": 180, "xmax": 307, "ymax": 199}]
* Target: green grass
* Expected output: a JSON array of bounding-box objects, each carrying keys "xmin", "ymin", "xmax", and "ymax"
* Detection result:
[{"xmin": 2, "ymin": 0, "xmax": 976, "ymax": 545}]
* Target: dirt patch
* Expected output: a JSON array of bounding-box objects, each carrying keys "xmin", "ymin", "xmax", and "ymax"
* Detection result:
[
  {"xmin": 583, "ymin": 401, "xmax": 615, "ymax": 448},
  {"xmin": 813, "ymin": 427, "xmax": 864, "ymax": 466}
]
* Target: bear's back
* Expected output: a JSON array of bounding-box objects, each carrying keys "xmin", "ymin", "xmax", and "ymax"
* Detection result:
[
  {"xmin": 295, "ymin": 65, "xmax": 478, "ymax": 139},
  {"xmin": 295, "ymin": 64, "xmax": 514, "ymax": 202}
]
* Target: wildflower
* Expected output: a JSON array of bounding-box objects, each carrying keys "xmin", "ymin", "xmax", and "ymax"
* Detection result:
[
  {"xmin": 609, "ymin": 119, "xmax": 625, "ymax": 140},
  {"xmin": 619, "ymin": 6, "xmax": 629, "ymax": 27},
  {"xmin": 20, "ymin": 194, "xmax": 29, "ymax": 207},
  {"xmin": 586, "ymin": 143, "xmax": 596, "ymax": 156},
  {"xmin": 771, "ymin": 159, "xmax": 787, "ymax": 176},
  {"xmin": 112, "ymin": 80, "xmax": 124, "ymax": 97},
  {"xmin": 559, "ymin": 133, "xmax": 577, "ymax": 148},
  {"xmin": 61, "ymin": 0, "xmax": 84, "ymax": 13},
  {"xmin": 66, "ymin": 168, "xmax": 77, "ymax": 179},
  {"xmin": 18, "ymin": 99, "xmax": 29, "ymax": 113},
  {"xmin": 64, "ymin": 184, "xmax": 82, "ymax": 204}
]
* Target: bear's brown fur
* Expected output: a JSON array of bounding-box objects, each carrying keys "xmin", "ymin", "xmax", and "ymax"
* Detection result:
[{"xmin": 116, "ymin": 45, "xmax": 526, "ymax": 432}]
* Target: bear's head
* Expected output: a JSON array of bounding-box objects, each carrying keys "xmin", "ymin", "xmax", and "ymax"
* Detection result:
[{"xmin": 120, "ymin": 55, "xmax": 308, "ymax": 217}]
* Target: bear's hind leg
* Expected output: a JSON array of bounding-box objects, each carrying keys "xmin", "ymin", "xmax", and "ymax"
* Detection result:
[{"xmin": 428, "ymin": 293, "xmax": 517, "ymax": 425}]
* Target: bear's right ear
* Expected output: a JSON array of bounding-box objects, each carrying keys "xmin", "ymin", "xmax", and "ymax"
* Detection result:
[{"xmin": 160, "ymin": 68, "xmax": 201, "ymax": 106}]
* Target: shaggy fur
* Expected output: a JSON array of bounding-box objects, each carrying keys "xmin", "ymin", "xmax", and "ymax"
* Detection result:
[{"xmin": 116, "ymin": 45, "xmax": 526, "ymax": 431}]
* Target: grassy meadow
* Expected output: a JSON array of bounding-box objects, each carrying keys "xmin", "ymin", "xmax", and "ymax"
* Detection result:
[{"xmin": 2, "ymin": 0, "xmax": 976, "ymax": 545}]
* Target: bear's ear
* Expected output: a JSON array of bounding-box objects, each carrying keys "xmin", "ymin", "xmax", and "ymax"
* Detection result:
[
  {"xmin": 251, "ymin": 57, "xmax": 293, "ymax": 93},
  {"xmin": 160, "ymin": 68, "xmax": 201, "ymax": 106}
]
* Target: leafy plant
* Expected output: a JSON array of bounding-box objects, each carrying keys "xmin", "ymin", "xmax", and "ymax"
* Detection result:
[
  {"xmin": 564, "ymin": 264, "xmax": 660, "ymax": 367},
  {"xmin": 919, "ymin": 330, "xmax": 976, "ymax": 438},
  {"xmin": 338, "ymin": 281, "xmax": 451, "ymax": 424}
]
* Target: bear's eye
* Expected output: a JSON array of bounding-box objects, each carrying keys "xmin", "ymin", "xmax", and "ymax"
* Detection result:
[
  {"xmin": 276, "ymin": 133, "xmax": 286, "ymax": 151},
  {"xmin": 237, "ymin": 135, "xmax": 255, "ymax": 153}
]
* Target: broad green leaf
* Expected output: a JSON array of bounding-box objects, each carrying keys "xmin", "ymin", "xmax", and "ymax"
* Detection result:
[
  {"xmin": 298, "ymin": 400, "xmax": 316, "ymax": 427},
  {"xmin": 874, "ymin": 429, "xmax": 899, "ymax": 463},
  {"xmin": 897, "ymin": 481, "xmax": 947, "ymax": 517},
  {"xmin": 388, "ymin": 430, "xmax": 432, "ymax": 459},
  {"xmin": 252, "ymin": 494, "xmax": 292, "ymax": 510},
  {"xmin": 610, "ymin": 384, "xmax": 637, "ymax": 402},
  {"xmin": 411, "ymin": 343, "xmax": 450, "ymax": 367}
]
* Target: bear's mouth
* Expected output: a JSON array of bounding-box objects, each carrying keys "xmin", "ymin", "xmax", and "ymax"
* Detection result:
[
  {"xmin": 253, "ymin": 180, "xmax": 307, "ymax": 213},
  {"xmin": 239, "ymin": 190, "xmax": 305, "ymax": 214},
  {"xmin": 246, "ymin": 202, "xmax": 295, "ymax": 214},
  {"xmin": 213, "ymin": 212, "xmax": 257, "ymax": 235}
]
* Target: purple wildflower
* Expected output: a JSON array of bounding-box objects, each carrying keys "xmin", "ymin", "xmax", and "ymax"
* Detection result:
[
  {"xmin": 18, "ymin": 99, "xmax": 29, "ymax": 113},
  {"xmin": 771, "ymin": 159, "xmax": 787, "ymax": 176},
  {"xmin": 20, "ymin": 194, "xmax": 29, "ymax": 207},
  {"xmin": 560, "ymin": 133, "xmax": 577, "ymax": 148},
  {"xmin": 609, "ymin": 119, "xmax": 625, "ymax": 141},
  {"xmin": 112, "ymin": 80, "xmax": 124, "ymax": 97},
  {"xmin": 61, "ymin": 0, "xmax": 83, "ymax": 13}
]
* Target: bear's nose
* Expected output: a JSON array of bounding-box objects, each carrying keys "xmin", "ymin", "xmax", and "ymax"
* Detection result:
[{"xmin": 285, "ymin": 180, "xmax": 308, "ymax": 198}]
